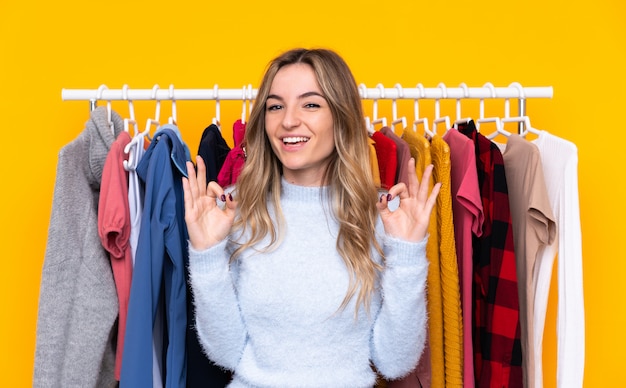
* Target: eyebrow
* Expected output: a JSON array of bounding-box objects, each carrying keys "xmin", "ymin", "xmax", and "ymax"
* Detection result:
[{"xmin": 266, "ymin": 91, "xmax": 326, "ymax": 101}]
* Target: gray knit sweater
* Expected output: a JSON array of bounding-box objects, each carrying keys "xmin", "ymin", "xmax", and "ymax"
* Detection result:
[
  {"xmin": 34, "ymin": 107, "xmax": 123, "ymax": 388},
  {"xmin": 189, "ymin": 179, "xmax": 429, "ymax": 388}
]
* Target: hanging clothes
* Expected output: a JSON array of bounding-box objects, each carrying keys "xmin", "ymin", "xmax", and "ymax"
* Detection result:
[
  {"xmin": 369, "ymin": 138, "xmax": 382, "ymax": 188},
  {"xmin": 443, "ymin": 128, "xmax": 485, "ymax": 388},
  {"xmin": 98, "ymin": 130, "xmax": 133, "ymax": 381},
  {"xmin": 389, "ymin": 129, "xmax": 440, "ymax": 388},
  {"xmin": 120, "ymin": 125, "xmax": 192, "ymax": 387},
  {"xmin": 34, "ymin": 106, "xmax": 123, "ymax": 388},
  {"xmin": 217, "ymin": 119, "xmax": 247, "ymax": 187},
  {"xmin": 380, "ymin": 126, "xmax": 411, "ymax": 186},
  {"xmin": 197, "ymin": 123, "xmax": 230, "ymax": 183},
  {"xmin": 125, "ymin": 129, "xmax": 166, "ymax": 387},
  {"xmin": 531, "ymin": 131, "xmax": 584, "ymax": 388},
  {"xmin": 430, "ymin": 133, "xmax": 464, "ymax": 388},
  {"xmin": 496, "ymin": 134, "xmax": 556, "ymax": 388},
  {"xmin": 458, "ymin": 121, "xmax": 523, "ymax": 387},
  {"xmin": 371, "ymin": 128, "xmax": 398, "ymax": 190}
]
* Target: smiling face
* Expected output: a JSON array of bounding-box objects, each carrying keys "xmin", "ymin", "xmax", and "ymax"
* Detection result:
[{"xmin": 264, "ymin": 63, "xmax": 336, "ymax": 186}]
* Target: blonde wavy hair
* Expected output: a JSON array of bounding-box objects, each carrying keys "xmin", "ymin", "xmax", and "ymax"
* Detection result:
[{"xmin": 231, "ymin": 48, "xmax": 384, "ymax": 314}]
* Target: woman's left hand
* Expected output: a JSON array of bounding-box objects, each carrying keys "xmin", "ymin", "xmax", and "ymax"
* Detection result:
[{"xmin": 377, "ymin": 158, "xmax": 441, "ymax": 242}]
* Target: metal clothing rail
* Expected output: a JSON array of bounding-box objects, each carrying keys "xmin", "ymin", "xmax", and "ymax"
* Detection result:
[{"xmin": 61, "ymin": 83, "xmax": 553, "ymax": 104}]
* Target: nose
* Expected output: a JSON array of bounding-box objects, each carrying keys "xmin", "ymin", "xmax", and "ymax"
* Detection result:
[{"xmin": 281, "ymin": 105, "xmax": 301, "ymax": 129}]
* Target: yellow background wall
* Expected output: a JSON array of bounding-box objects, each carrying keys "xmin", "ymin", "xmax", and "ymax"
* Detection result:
[{"xmin": 1, "ymin": 1, "xmax": 623, "ymax": 386}]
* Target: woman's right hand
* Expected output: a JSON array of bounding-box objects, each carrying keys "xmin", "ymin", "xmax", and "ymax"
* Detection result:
[{"xmin": 182, "ymin": 155, "xmax": 237, "ymax": 251}]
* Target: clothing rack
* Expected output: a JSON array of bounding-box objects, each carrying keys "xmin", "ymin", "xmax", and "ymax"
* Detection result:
[
  {"xmin": 62, "ymin": 83, "xmax": 553, "ymax": 133},
  {"xmin": 62, "ymin": 83, "xmax": 552, "ymax": 103}
]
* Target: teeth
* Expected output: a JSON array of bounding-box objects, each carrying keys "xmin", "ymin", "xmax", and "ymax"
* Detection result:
[{"xmin": 283, "ymin": 137, "xmax": 310, "ymax": 144}]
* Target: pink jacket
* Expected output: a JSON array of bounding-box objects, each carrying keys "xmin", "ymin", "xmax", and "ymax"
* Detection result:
[{"xmin": 217, "ymin": 119, "xmax": 246, "ymax": 187}]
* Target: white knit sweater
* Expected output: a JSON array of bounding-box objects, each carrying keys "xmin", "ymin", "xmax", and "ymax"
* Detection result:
[{"xmin": 189, "ymin": 179, "xmax": 429, "ymax": 388}]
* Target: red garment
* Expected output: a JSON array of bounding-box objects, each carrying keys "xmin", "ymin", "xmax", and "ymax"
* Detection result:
[
  {"xmin": 217, "ymin": 119, "xmax": 246, "ymax": 187},
  {"xmin": 371, "ymin": 129, "xmax": 398, "ymax": 189},
  {"xmin": 380, "ymin": 126, "xmax": 411, "ymax": 185},
  {"xmin": 458, "ymin": 121, "xmax": 523, "ymax": 388},
  {"xmin": 443, "ymin": 128, "xmax": 484, "ymax": 388},
  {"xmin": 98, "ymin": 131, "xmax": 133, "ymax": 380}
]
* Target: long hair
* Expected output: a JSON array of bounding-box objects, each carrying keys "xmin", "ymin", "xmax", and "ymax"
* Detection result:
[{"xmin": 231, "ymin": 48, "xmax": 383, "ymax": 315}]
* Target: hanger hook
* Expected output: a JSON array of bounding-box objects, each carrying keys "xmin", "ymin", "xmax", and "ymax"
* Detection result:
[
  {"xmin": 372, "ymin": 84, "xmax": 386, "ymax": 122},
  {"xmin": 437, "ymin": 82, "xmax": 448, "ymax": 99},
  {"xmin": 168, "ymin": 84, "xmax": 177, "ymax": 125},
  {"xmin": 247, "ymin": 84, "xmax": 254, "ymax": 114},
  {"xmin": 454, "ymin": 82, "xmax": 471, "ymax": 125},
  {"xmin": 122, "ymin": 84, "xmax": 138, "ymax": 134},
  {"xmin": 483, "ymin": 82, "xmax": 496, "ymax": 98},
  {"xmin": 92, "ymin": 84, "xmax": 107, "ymax": 111},
  {"xmin": 459, "ymin": 82, "xmax": 470, "ymax": 98},
  {"xmin": 435, "ymin": 83, "xmax": 447, "ymax": 119},
  {"xmin": 509, "ymin": 82, "xmax": 525, "ymax": 99},
  {"xmin": 151, "ymin": 84, "xmax": 161, "ymax": 123},
  {"xmin": 241, "ymin": 85, "xmax": 247, "ymax": 124},
  {"xmin": 509, "ymin": 82, "xmax": 526, "ymax": 133},
  {"xmin": 122, "ymin": 84, "xmax": 135, "ymax": 120},
  {"xmin": 416, "ymin": 83, "xmax": 426, "ymax": 98},
  {"xmin": 376, "ymin": 83, "xmax": 385, "ymax": 99},
  {"xmin": 212, "ymin": 84, "xmax": 220, "ymax": 125},
  {"xmin": 413, "ymin": 84, "xmax": 431, "ymax": 136},
  {"xmin": 96, "ymin": 84, "xmax": 113, "ymax": 132},
  {"xmin": 392, "ymin": 83, "xmax": 403, "ymax": 121},
  {"xmin": 455, "ymin": 83, "xmax": 469, "ymax": 121},
  {"xmin": 358, "ymin": 83, "xmax": 368, "ymax": 99},
  {"xmin": 479, "ymin": 82, "xmax": 496, "ymax": 120}
]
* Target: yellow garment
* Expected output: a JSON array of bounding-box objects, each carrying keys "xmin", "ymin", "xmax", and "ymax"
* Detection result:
[
  {"xmin": 369, "ymin": 138, "xmax": 381, "ymax": 189},
  {"xmin": 431, "ymin": 134, "xmax": 464, "ymax": 387},
  {"xmin": 401, "ymin": 129, "xmax": 443, "ymax": 388}
]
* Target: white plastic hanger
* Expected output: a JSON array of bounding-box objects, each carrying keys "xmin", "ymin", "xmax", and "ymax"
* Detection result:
[
  {"xmin": 122, "ymin": 84, "xmax": 139, "ymax": 136},
  {"xmin": 168, "ymin": 84, "xmax": 177, "ymax": 125},
  {"xmin": 433, "ymin": 83, "xmax": 451, "ymax": 134},
  {"xmin": 390, "ymin": 84, "xmax": 407, "ymax": 133},
  {"xmin": 371, "ymin": 84, "xmax": 388, "ymax": 131},
  {"xmin": 247, "ymin": 84, "xmax": 254, "ymax": 116},
  {"xmin": 412, "ymin": 83, "xmax": 433, "ymax": 138},
  {"xmin": 477, "ymin": 82, "xmax": 511, "ymax": 139},
  {"xmin": 241, "ymin": 85, "xmax": 247, "ymax": 124},
  {"xmin": 453, "ymin": 83, "xmax": 472, "ymax": 129},
  {"xmin": 212, "ymin": 84, "xmax": 220, "ymax": 127},
  {"xmin": 123, "ymin": 85, "xmax": 161, "ymax": 171},
  {"xmin": 96, "ymin": 84, "xmax": 115, "ymax": 135},
  {"xmin": 505, "ymin": 82, "xmax": 541, "ymax": 138},
  {"xmin": 359, "ymin": 84, "xmax": 375, "ymax": 135},
  {"xmin": 360, "ymin": 84, "xmax": 388, "ymax": 135},
  {"xmin": 501, "ymin": 116, "xmax": 538, "ymax": 138}
]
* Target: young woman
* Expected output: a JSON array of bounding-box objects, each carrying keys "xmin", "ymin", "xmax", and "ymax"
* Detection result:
[{"xmin": 183, "ymin": 48, "xmax": 441, "ymax": 387}]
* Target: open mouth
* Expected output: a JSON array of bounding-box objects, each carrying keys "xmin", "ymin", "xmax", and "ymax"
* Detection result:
[{"xmin": 282, "ymin": 136, "xmax": 310, "ymax": 145}]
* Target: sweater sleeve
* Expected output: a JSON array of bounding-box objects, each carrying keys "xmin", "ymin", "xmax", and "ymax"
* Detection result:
[
  {"xmin": 188, "ymin": 240, "xmax": 247, "ymax": 371},
  {"xmin": 370, "ymin": 234, "xmax": 429, "ymax": 380}
]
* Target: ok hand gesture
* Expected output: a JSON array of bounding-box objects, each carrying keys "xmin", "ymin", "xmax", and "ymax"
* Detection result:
[
  {"xmin": 182, "ymin": 156, "xmax": 237, "ymax": 250},
  {"xmin": 377, "ymin": 158, "xmax": 441, "ymax": 242}
]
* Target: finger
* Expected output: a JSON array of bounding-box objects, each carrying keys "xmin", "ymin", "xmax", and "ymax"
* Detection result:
[
  {"xmin": 224, "ymin": 190, "xmax": 238, "ymax": 214},
  {"xmin": 186, "ymin": 160, "xmax": 201, "ymax": 203},
  {"xmin": 406, "ymin": 158, "xmax": 418, "ymax": 197},
  {"xmin": 206, "ymin": 181, "xmax": 225, "ymax": 202},
  {"xmin": 416, "ymin": 164, "xmax": 435, "ymax": 203},
  {"xmin": 376, "ymin": 192, "xmax": 393, "ymax": 216},
  {"xmin": 196, "ymin": 155, "xmax": 208, "ymax": 194},
  {"xmin": 423, "ymin": 181, "xmax": 442, "ymax": 214},
  {"xmin": 386, "ymin": 182, "xmax": 408, "ymax": 201},
  {"xmin": 183, "ymin": 161, "xmax": 199, "ymax": 221}
]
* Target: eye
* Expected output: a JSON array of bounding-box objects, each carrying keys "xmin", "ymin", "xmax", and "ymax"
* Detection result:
[
  {"xmin": 267, "ymin": 104, "xmax": 283, "ymax": 111},
  {"xmin": 304, "ymin": 103, "xmax": 321, "ymax": 109}
]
